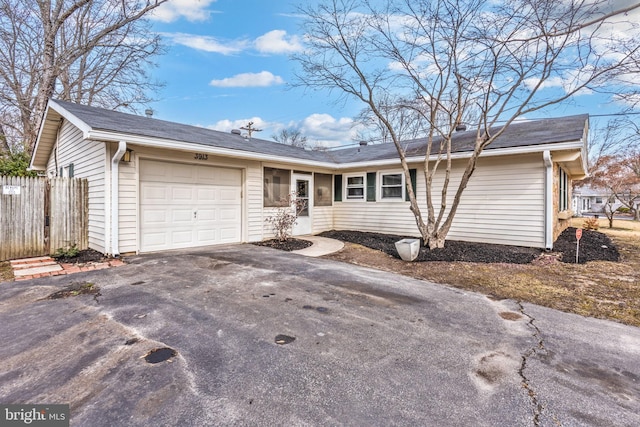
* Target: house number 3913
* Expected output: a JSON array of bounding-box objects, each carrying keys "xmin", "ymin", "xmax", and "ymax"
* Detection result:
[{"xmin": 194, "ymin": 153, "xmax": 208, "ymax": 160}]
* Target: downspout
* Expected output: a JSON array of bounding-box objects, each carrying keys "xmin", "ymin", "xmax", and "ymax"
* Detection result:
[
  {"xmin": 110, "ymin": 141, "xmax": 127, "ymax": 257},
  {"xmin": 543, "ymin": 151, "xmax": 553, "ymax": 250}
]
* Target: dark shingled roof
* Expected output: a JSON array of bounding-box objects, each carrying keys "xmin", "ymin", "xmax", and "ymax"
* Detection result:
[
  {"xmin": 54, "ymin": 100, "xmax": 336, "ymax": 163},
  {"xmin": 53, "ymin": 100, "xmax": 587, "ymax": 164},
  {"xmin": 333, "ymin": 115, "xmax": 588, "ymax": 163}
]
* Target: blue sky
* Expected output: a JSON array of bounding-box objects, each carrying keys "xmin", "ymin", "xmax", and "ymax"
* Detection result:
[
  {"xmin": 144, "ymin": 0, "xmax": 638, "ymax": 148},
  {"xmin": 147, "ymin": 0, "xmax": 363, "ymax": 148}
]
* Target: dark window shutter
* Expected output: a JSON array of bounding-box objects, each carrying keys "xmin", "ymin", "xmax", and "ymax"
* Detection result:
[
  {"xmin": 406, "ymin": 169, "xmax": 417, "ymax": 201},
  {"xmin": 68, "ymin": 163, "xmax": 74, "ymax": 178},
  {"xmin": 366, "ymin": 172, "xmax": 376, "ymax": 202},
  {"xmin": 334, "ymin": 174, "xmax": 342, "ymax": 202}
]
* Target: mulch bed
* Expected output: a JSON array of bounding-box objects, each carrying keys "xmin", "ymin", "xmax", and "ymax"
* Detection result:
[
  {"xmin": 253, "ymin": 238, "xmax": 313, "ymax": 252},
  {"xmin": 553, "ymin": 227, "xmax": 619, "ymax": 264},
  {"xmin": 320, "ymin": 227, "xmax": 619, "ymax": 264},
  {"xmin": 52, "ymin": 249, "xmax": 108, "ymax": 264}
]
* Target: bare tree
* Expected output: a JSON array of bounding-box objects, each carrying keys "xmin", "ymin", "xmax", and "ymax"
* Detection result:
[
  {"xmin": 585, "ymin": 154, "xmax": 640, "ymax": 224},
  {"xmin": 579, "ymin": 117, "xmax": 640, "ymax": 224},
  {"xmin": 354, "ymin": 94, "xmax": 428, "ymax": 144},
  {"xmin": 0, "ymin": 0, "xmax": 167, "ymax": 153},
  {"xmin": 272, "ymin": 127, "xmax": 309, "ymax": 149},
  {"xmin": 294, "ymin": 0, "xmax": 640, "ymax": 248}
]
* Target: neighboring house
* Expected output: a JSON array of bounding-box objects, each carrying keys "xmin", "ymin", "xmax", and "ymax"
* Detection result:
[
  {"xmin": 30, "ymin": 100, "xmax": 589, "ymax": 256},
  {"xmin": 572, "ymin": 185, "xmax": 619, "ymax": 215}
]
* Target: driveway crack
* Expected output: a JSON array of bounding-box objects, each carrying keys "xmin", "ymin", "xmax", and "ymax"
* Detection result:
[{"xmin": 517, "ymin": 301, "xmax": 559, "ymax": 427}]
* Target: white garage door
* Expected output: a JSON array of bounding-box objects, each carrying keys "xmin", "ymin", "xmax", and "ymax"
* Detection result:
[{"xmin": 140, "ymin": 160, "xmax": 242, "ymax": 252}]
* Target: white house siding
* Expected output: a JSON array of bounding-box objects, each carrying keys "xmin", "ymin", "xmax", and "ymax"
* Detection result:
[
  {"xmin": 115, "ymin": 145, "xmax": 263, "ymax": 253},
  {"xmin": 333, "ymin": 153, "xmax": 546, "ymax": 248},
  {"xmin": 46, "ymin": 120, "xmax": 107, "ymax": 252},
  {"xmin": 245, "ymin": 163, "xmax": 264, "ymax": 242},
  {"xmin": 312, "ymin": 206, "xmax": 334, "ymax": 234}
]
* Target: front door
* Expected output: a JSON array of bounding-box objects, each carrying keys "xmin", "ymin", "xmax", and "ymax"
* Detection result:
[{"xmin": 292, "ymin": 174, "xmax": 312, "ymax": 235}]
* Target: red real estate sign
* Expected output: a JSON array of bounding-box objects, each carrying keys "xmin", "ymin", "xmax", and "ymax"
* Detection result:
[{"xmin": 576, "ymin": 228, "xmax": 583, "ymax": 241}]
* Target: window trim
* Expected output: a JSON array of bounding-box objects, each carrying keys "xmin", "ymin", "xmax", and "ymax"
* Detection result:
[
  {"xmin": 558, "ymin": 167, "xmax": 569, "ymax": 212},
  {"xmin": 378, "ymin": 171, "xmax": 405, "ymax": 201},
  {"xmin": 344, "ymin": 173, "xmax": 366, "ymax": 201}
]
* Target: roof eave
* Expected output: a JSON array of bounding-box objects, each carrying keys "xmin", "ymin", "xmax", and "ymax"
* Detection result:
[
  {"xmin": 333, "ymin": 139, "xmax": 586, "ymax": 169},
  {"xmin": 87, "ymin": 130, "xmax": 340, "ymax": 170},
  {"xmin": 29, "ymin": 100, "xmax": 93, "ymax": 170}
]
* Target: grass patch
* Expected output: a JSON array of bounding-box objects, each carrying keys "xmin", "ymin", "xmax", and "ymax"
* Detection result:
[
  {"xmin": 324, "ymin": 220, "xmax": 640, "ymax": 327},
  {"xmin": 0, "ymin": 261, "xmax": 13, "ymax": 283},
  {"xmin": 45, "ymin": 282, "xmax": 100, "ymax": 300}
]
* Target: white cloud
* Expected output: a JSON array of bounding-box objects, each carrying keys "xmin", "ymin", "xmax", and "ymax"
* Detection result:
[
  {"xmin": 523, "ymin": 76, "xmax": 566, "ymax": 91},
  {"xmin": 163, "ymin": 29, "xmax": 304, "ymax": 56},
  {"xmin": 150, "ymin": 0, "xmax": 219, "ymax": 23},
  {"xmin": 164, "ymin": 33, "xmax": 248, "ymax": 55},
  {"xmin": 209, "ymin": 71, "xmax": 284, "ymax": 88},
  {"xmin": 255, "ymin": 30, "xmax": 304, "ymax": 54},
  {"xmin": 207, "ymin": 113, "xmax": 362, "ymax": 147},
  {"xmin": 300, "ymin": 114, "xmax": 364, "ymax": 148}
]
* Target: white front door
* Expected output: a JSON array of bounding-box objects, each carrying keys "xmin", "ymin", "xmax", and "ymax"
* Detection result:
[{"xmin": 292, "ymin": 174, "xmax": 312, "ymax": 236}]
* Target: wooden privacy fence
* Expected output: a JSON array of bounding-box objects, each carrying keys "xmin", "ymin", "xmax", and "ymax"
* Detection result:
[{"xmin": 0, "ymin": 176, "xmax": 88, "ymax": 261}]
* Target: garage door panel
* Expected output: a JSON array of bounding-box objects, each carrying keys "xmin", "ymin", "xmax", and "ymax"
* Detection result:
[
  {"xmin": 142, "ymin": 209, "xmax": 168, "ymax": 224},
  {"xmin": 171, "ymin": 230, "xmax": 194, "ymax": 245},
  {"xmin": 142, "ymin": 232, "xmax": 168, "ymax": 247},
  {"xmin": 140, "ymin": 161, "xmax": 242, "ymax": 252},
  {"xmin": 141, "ymin": 185, "xmax": 169, "ymax": 202},
  {"xmin": 219, "ymin": 207, "xmax": 239, "ymax": 220},
  {"xmin": 220, "ymin": 227, "xmax": 240, "ymax": 240},
  {"xmin": 220, "ymin": 188, "xmax": 239, "ymax": 201},
  {"xmin": 197, "ymin": 188, "xmax": 216, "ymax": 201},
  {"xmin": 197, "ymin": 229, "xmax": 216, "ymax": 242},
  {"xmin": 197, "ymin": 209, "xmax": 216, "ymax": 221},
  {"xmin": 171, "ymin": 186, "xmax": 195, "ymax": 201},
  {"xmin": 171, "ymin": 209, "xmax": 193, "ymax": 223},
  {"xmin": 172, "ymin": 166, "xmax": 196, "ymax": 182}
]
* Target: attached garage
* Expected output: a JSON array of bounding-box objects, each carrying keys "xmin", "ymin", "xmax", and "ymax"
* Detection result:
[{"xmin": 139, "ymin": 160, "xmax": 242, "ymax": 252}]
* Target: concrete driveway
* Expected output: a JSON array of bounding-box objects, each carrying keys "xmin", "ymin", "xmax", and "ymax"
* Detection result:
[{"xmin": 0, "ymin": 244, "xmax": 638, "ymax": 426}]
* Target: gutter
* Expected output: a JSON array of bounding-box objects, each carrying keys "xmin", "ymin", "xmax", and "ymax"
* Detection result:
[
  {"xmin": 110, "ymin": 141, "xmax": 127, "ymax": 257},
  {"xmin": 543, "ymin": 151, "xmax": 553, "ymax": 250},
  {"xmin": 87, "ymin": 128, "xmax": 585, "ymax": 171}
]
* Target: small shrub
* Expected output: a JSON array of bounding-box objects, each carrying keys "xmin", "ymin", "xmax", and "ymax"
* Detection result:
[
  {"xmin": 582, "ymin": 217, "xmax": 599, "ymax": 231},
  {"xmin": 616, "ymin": 207, "xmax": 630, "ymax": 213},
  {"xmin": 53, "ymin": 244, "xmax": 80, "ymax": 259},
  {"xmin": 265, "ymin": 193, "xmax": 307, "ymax": 242}
]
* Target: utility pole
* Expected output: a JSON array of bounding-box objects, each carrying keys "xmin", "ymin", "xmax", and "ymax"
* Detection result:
[{"xmin": 240, "ymin": 121, "xmax": 262, "ymax": 139}]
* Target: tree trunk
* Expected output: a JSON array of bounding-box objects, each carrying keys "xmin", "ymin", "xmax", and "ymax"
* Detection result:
[{"xmin": 0, "ymin": 124, "xmax": 10, "ymax": 154}]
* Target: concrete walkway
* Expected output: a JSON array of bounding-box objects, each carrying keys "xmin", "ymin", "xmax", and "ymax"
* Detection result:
[{"xmin": 291, "ymin": 235, "xmax": 344, "ymax": 257}]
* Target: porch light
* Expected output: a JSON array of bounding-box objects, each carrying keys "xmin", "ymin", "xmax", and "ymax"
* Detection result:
[{"xmin": 122, "ymin": 149, "xmax": 133, "ymax": 163}]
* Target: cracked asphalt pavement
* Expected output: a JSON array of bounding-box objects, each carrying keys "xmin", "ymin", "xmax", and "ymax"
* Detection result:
[{"xmin": 0, "ymin": 244, "xmax": 639, "ymax": 426}]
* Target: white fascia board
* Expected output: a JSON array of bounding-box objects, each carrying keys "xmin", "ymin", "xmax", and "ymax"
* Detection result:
[
  {"xmin": 48, "ymin": 100, "xmax": 93, "ymax": 136},
  {"xmin": 30, "ymin": 104, "xmax": 53, "ymax": 170},
  {"xmin": 87, "ymin": 128, "xmax": 585, "ymax": 171},
  {"xmin": 334, "ymin": 140, "xmax": 585, "ymax": 169},
  {"xmin": 30, "ymin": 101, "xmax": 93, "ymax": 170},
  {"xmin": 86, "ymin": 130, "xmax": 339, "ymax": 169}
]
